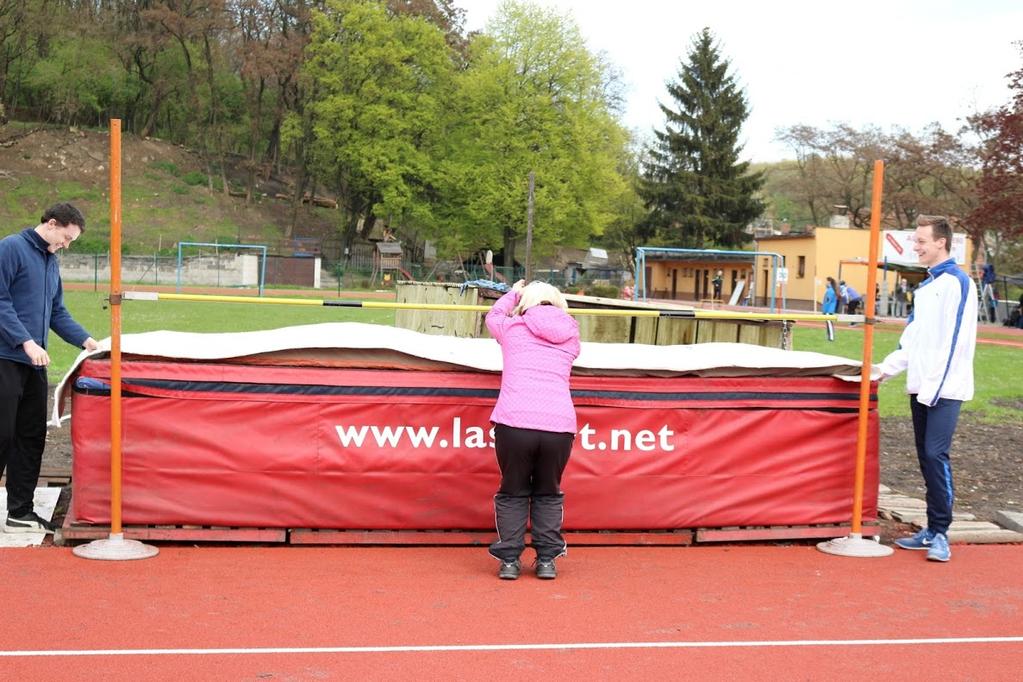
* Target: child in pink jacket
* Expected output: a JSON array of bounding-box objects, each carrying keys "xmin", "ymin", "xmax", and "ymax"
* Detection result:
[{"xmin": 485, "ymin": 280, "xmax": 580, "ymax": 581}]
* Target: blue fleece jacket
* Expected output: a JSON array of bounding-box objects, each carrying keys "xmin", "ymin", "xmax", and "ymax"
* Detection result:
[{"xmin": 0, "ymin": 227, "xmax": 91, "ymax": 366}]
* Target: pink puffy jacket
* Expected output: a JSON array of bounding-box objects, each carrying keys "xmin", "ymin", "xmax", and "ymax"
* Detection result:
[{"xmin": 486, "ymin": 289, "xmax": 581, "ymax": 434}]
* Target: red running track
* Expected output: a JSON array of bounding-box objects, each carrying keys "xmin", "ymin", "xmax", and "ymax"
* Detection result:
[{"xmin": 1, "ymin": 545, "xmax": 1022, "ymax": 680}]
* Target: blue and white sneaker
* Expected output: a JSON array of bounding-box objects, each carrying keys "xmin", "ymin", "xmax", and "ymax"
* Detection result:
[
  {"xmin": 926, "ymin": 533, "xmax": 951, "ymax": 562},
  {"xmin": 894, "ymin": 528, "xmax": 935, "ymax": 550}
]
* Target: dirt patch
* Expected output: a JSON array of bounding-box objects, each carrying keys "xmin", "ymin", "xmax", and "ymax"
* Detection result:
[
  {"xmin": 41, "ymin": 389, "xmax": 1023, "ymax": 524},
  {"xmin": 880, "ymin": 413, "xmax": 1023, "ymax": 521},
  {"xmin": 992, "ymin": 398, "xmax": 1023, "ymax": 411},
  {"xmin": 0, "ymin": 125, "xmax": 340, "ymax": 250},
  {"xmin": 1, "ymin": 125, "xmax": 199, "ymax": 186}
]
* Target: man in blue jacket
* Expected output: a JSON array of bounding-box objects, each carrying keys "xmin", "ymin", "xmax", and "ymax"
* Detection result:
[{"xmin": 1, "ymin": 203, "xmax": 98, "ymax": 533}]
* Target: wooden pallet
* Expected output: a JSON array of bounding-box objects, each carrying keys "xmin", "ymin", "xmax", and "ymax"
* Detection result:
[
  {"xmin": 695, "ymin": 523, "xmax": 880, "ymax": 543},
  {"xmin": 58, "ymin": 510, "xmax": 286, "ymax": 545},
  {"xmin": 0, "ymin": 465, "xmax": 71, "ymax": 488},
  {"xmin": 58, "ymin": 518, "xmax": 873, "ymax": 546},
  {"xmin": 289, "ymin": 529, "xmax": 694, "ymax": 546}
]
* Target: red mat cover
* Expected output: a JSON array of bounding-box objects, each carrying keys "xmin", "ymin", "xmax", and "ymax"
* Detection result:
[{"xmin": 70, "ymin": 358, "xmax": 878, "ymax": 529}]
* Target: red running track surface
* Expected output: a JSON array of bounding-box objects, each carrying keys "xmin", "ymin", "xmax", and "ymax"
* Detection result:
[{"xmin": 1, "ymin": 545, "xmax": 1021, "ymax": 680}]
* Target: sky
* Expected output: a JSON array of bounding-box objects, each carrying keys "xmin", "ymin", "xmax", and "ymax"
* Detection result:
[{"xmin": 457, "ymin": 0, "xmax": 1023, "ymax": 163}]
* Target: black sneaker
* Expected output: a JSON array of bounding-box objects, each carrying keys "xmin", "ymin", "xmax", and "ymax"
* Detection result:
[
  {"xmin": 535, "ymin": 559, "xmax": 557, "ymax": 580},
  {"xmin": 498, "ymin": 560, "xmax": 521, "ymax": 580},
  {"xmin": 5, "ymin": 512, "xmax": 56, "ymax": 534}
]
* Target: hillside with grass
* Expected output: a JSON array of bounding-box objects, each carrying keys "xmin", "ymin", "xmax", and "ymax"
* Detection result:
[{"xmin": 0, "ymin": 123, "xmax": 339, "ymax": 255}]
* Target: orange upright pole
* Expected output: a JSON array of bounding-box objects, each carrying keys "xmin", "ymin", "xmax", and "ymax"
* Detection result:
[
  {"xmin": 73, "ymin": 120, "xmax": 156, "ymax": 559},
  {"xmin": 851, "ymin": 160, "xmax": 884, "ymax": 534},
  {"xmin": 109, "ymin": 119, "xmax": 123, "ymax": 535}
]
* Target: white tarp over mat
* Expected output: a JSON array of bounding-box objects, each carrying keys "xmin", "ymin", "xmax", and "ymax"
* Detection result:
[{"xmin": 53, "ymin": 322, "xmax": 871, "ymax": 424}]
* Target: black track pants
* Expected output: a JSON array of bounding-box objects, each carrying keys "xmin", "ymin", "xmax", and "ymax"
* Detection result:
[
  {"xmin": 0, "ymin": 360, "xmax": 48, "ymax": 517},
  {"xmin": 489, "ymin": 423, "xmax": 574, "ymax": 562}
]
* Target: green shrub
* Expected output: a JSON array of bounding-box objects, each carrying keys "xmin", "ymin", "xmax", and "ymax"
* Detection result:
[
  {"xmin": 71, "ymin": 233, "xmax": 108, "ymax": 254},
  {"xmin": 182, "ymin": 170, "xmax": 206, "ymax": 186},
  {"xmin": 151, "ymin": 161, "xmax": 180, "ymax": 176},
  {"xmin": 584, "ymin": 284, "xmax": 620, "ymax": 299}
]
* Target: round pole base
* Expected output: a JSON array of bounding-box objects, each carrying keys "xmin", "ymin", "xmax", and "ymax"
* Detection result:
[
  {"xmin": 72, "ymin": 533, "xmax": 159, "ymax": 561},
  {"xmin": 817, "ymin": 532, "xmax": 894, "ymax": 558}
]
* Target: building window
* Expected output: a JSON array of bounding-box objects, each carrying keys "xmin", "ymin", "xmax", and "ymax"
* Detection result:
[{"xmin": 798, "ymin": 256, "xmax": 806, "ymax": 279}]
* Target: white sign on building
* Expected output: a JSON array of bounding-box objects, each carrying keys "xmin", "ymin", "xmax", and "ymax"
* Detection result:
[{"xmin": 882, "ymin": 230, "xmax": 967, "ymax": 266}]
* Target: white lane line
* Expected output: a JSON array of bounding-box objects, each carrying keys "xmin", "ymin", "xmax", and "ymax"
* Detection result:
[{"xmin": 2, "ymin": 636, "xmax": 1022, "ymax": 657}]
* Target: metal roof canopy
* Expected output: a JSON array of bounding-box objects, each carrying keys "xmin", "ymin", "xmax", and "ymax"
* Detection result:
[
  {"xmin": 634, "ymin": 247, "xmax": 784, "ymax": 312},
  {"xmin": 641, "ymin": 251, "xmax": 755, "ymax": 264},
  {"xmin": 837, "ymin": 258, "xmax": 934, "ymax": 289}
]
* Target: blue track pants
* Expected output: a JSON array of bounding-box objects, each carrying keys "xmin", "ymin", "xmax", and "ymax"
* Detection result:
[{"xmin": 909, "ymin": 396, "xmax": 962, "ymax": 535}]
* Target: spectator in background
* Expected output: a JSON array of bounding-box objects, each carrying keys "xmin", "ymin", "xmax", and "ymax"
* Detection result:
[
  {"xmin": 841, "ymin": 280, "xmax": 863, "ymax": 315},
  {"xmin": 980, "ymin": 263, "xmax": 997, "ymax": 323},
  {"xmin": 893, "ymin": 278, "xmax": 909, "ymax": 318},
  {"xmin": 821, "ymin": 276, "xmax": 840, "ymax": 342},
  {"xmin": 987, "ymin": 290, "xmax": 999, "ymax": 324},
  {"xmin": 712, "ymin": 270, "xmax": 723, "ymax": 300}
]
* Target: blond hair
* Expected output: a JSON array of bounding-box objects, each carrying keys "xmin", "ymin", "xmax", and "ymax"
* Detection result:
[
  {"xmin": 511, "ymin": 281, "xmax": 569, "ymax": 315},
  {"xmin": 916, "ymin": 214, "xmax": 952, "ymax": 250}
]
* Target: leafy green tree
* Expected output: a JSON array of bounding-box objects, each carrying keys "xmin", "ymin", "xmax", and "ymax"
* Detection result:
[
  {"xmin": 303, "ymin": 0, "xmax": 456, "ymax": 259},
  {"xmin": 25, "ymin": 37, "xmax": 133, "ymax": 126},
  {"xmin": 596, "ymin": 137, "xmax": 646, "ymax": 273},
  {"xmin": 0, "ymin": 0, "xmax": 45, "ymax": 110},
  {"xmin": 440, "ymin": 1, "xmax": 629, "ymax": 265},
  {"xmin": 641, "ymin": 28, "xmax": 763, "ymax": 248}
]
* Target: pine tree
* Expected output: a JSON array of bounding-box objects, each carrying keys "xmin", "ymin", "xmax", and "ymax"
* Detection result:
[{"xmin": 640, "ymin": 28, "xmax": 764, "ymax": 248}]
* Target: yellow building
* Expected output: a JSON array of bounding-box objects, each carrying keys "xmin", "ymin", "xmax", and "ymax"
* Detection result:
[
  {"xmin": 637, "ymin": 251, "xmax": 755, "ymax": 304},
  {"xmin": 637, "ymin": 227, "xmax": 974, "ymax": 311},
  {"xmin": 756, "ymin": 227, "xmax": 973, "ymax": 311}
]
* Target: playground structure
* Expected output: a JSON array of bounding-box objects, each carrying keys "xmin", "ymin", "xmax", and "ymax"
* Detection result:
[{"xmin": 370, "ymin": 241, "xmax": 412, "ymax": 286}]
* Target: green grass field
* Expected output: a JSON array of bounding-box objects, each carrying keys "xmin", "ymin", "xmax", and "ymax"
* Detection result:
[
  {"xmin": 50, "ymin": 292, "xmax": 1022, "ymax": 423},
  {"xmin": 791, "ymin": 325, "xmax": 1023, "ymax": 422}
]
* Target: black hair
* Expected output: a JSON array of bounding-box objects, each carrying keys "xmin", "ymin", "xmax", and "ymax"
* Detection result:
[{"xmin": 41, "ymin": 203, "xmax": 86, "ymax": 232}]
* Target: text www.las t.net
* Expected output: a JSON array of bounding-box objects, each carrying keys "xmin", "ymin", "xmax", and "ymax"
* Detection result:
[{"xmin": 335, "ymin": 417, "xmax": 677, "ymax": 452}]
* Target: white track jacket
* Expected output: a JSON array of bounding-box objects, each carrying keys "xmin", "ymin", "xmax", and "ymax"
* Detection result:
[{"xmin": 879, "ymin": 258, "xmax": 977, "ymax": 406}]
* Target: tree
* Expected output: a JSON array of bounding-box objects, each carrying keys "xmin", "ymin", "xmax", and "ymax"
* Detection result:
[
  {"xmin": 0, "ymin": 0, "xmax": 43, "ymax": 110},
  {"xmin": 774, "ymin": 122, "xmax": 984, "ymax": 244},
  {"xmin": 439, "ymin": 1, "xmax": 629, "ymax": 264},
  {"xmin": 640, "ymin": 28, "xmax": 763, "ymax": 249},
  {"xmin": 971, "ymin": 45, "xmax": 1023, "ymax": 253},
  {"xmin": 596, "ymin": 136, "xmax": 646, "ymax": 274},
  {"xmin": 302, "ymin": 0, "xmax": 456, "ymax": 260}
]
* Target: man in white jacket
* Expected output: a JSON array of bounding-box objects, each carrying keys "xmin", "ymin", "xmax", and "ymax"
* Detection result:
[{"xmin": 879, "ymin": 215, "xmax": 977, "ymax": 562}]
